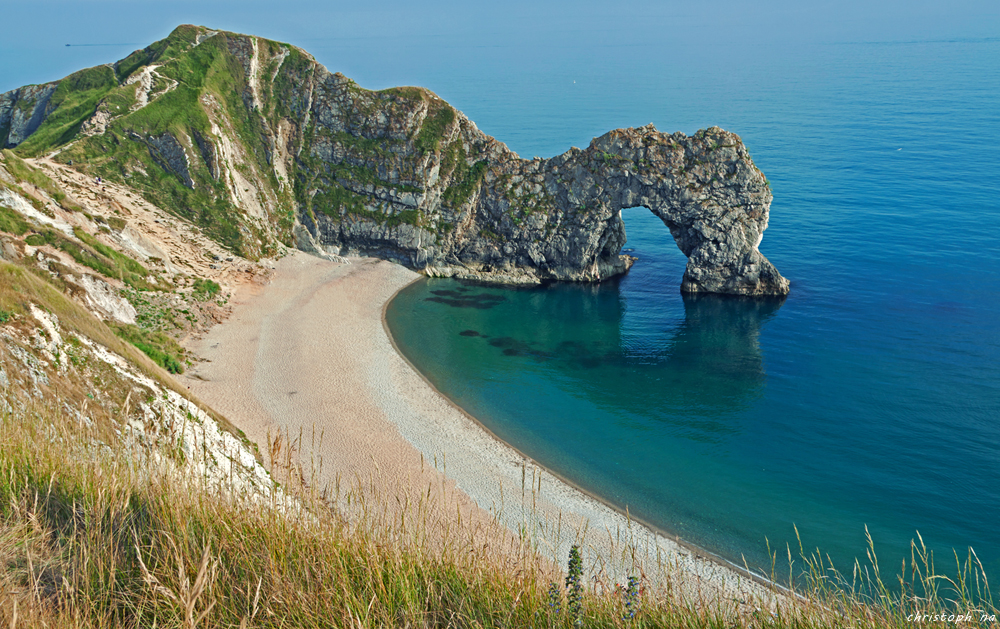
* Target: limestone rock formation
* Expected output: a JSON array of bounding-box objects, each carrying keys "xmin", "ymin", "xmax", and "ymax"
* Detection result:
[
  {"xmin": 453, "ymin": 125, "xmax": 788, "ymax": 295},
  {"xmin": 146, "ymin": 132, "xmax": 194, "ymax": 189},
  {"xmin": 0, "ymin": 83, "xmax": 58, "ymax": 148},
  {"xmin": 0, "ymin": 24, "xmax": 789, "ymax": 295}
]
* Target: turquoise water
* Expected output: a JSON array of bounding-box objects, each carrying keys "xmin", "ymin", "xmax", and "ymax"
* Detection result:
[
  {"xmin": 386, "ymin": 36, "xmax": 1000, "ymax": 581},
  {"xmin": 388, "ymin": 35, "xmax": 1000, "ymax": 575}
]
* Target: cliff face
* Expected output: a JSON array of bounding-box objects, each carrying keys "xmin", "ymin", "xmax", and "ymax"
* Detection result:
[
  {"xmin": 0, "ymin": 83, "xmax": 58, "ymax": 148},
  {"xmin": 2, "ymin": 24, "xmax": 788, "ymax": 295}
]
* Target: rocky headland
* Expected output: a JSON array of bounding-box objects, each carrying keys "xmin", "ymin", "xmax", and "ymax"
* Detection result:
[{"xmin": 1, "ymin": 24, "xmax": 787, "ymax": 295}]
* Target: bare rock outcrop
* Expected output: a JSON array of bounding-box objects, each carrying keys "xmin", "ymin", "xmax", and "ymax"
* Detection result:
[
  {"xmin": 146, "ymin": 132, "xmax": 194, "ymax": 189},
  {"xmin": 0, "ymin": 83, "xmax": 58, "ymax": 148}
]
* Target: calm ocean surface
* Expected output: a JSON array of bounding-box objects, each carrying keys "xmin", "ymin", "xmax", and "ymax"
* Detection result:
[{"xmin": 385, "ymin": 35, "xmax": 1000, "ymax": 581}]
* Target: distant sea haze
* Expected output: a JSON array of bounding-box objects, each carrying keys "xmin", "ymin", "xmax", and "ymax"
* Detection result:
[{"xmin": 387, "ymin": 37, "xmax": 1000, "ymax": 583}]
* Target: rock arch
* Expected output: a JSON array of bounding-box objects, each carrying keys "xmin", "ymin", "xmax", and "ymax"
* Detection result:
[{"xmin": 460, "ymin": 125, "xmax": 789, "ymax": 295}]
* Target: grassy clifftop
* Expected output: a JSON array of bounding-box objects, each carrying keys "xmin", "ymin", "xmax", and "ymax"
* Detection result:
[
  {"xmin": 2, "ymin": 25, "xmax": 486, "ymax": 263},
  {"xmin": 6, "ymin": 26, "xmax": 297, "ymax": 258},
  {"xmin": 2, "ymin": 24, "xmax": 515, "ymax": 272}
]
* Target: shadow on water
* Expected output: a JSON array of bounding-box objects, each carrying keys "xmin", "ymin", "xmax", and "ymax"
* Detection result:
[
  {"xmin": 664, "ymin": 293, "xmax": 787, "ymax": 381},
  {"xmin": 413, "ymin": 275, "xmax": 786, "ymax": 443},
  {"xmin": 576, "ymin": 292, "xmax": 787, "ymax": 442}
]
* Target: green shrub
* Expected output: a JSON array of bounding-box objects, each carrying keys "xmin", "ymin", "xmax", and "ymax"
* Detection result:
[
  {"xmin": 24, "ymin": 232, "xmax": 49, "ymax": 246},
  {"xmin": 110, "ymin": 321, "xmax": 185, "ymax": 373},
  {"xmin": 0, "ymin": 204, "xmax": 30, "ymax": 235},
  {"xmin": 192, "ymin": 278, "xmax": 221, "ymax": 300},
  {"xmin": 415, "ymin": 105, "xmax": 455, "ymax": 154}
]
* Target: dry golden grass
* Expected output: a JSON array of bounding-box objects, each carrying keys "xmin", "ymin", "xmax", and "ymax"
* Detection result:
[
  {"xmin": 0, "ymin": 260, "xmax": 252, "ymax": 451},
  {"xmin": 1, "ymin": 392, "xmax": 996, "ymax": 628}
]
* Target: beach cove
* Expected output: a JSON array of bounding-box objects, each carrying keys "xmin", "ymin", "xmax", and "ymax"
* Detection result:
[{"xmin": 181, "ymin": 251, "xmax": 777, "ymax": 606}]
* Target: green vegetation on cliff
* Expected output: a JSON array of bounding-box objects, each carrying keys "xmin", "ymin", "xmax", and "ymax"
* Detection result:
[
  {"xmin": 5, "ymin": 24, "xmax": 504, "ymax": 267},
  {"xmin": 10, "ymin": 26, "xmax": 283, "ymax": 258},
  {"xmin": 415, "ymin": 103, "xmax": 455, "ymax": 154},
  {"xmin": 15, "ymin": 66, "xmax": 118, "ymax": 156},
  {"xmin": 23, "ymin": 227, "xmax": 157, "ymax": 290},
  {"xmin": 109, "ymin": 321, "xmax": 185, "ymax": 373},
  {"xmin": 0, "ymin": 204, "xmax": 30, "ymax": 234},
  {"xmin": 2, "ymin": 149, "xmax": 78, "ymax": 210},
  {"xmin": 442, "ymin": 143, "xmax": 489, "ymax": 208}
]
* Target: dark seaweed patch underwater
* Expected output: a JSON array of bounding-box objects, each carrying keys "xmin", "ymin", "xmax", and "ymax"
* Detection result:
[{"xmin": 426, "ymin": 290, "xmax": 507, "ymax": 310}]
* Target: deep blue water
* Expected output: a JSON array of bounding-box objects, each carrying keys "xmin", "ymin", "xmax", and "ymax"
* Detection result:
[{"xmin": 386, "ymin": 37, "xmax": 1000, "ymax": 582}]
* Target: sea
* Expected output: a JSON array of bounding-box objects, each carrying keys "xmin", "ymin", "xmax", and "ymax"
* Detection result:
[{"xmin": 383, "ymin": 36, "xmax": 1000, "ymax": 584}]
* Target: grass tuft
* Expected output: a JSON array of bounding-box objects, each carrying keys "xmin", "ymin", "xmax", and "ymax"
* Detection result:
[
  {"xmin": 415, "ymin": 104, "xmax": 455, "ymax": 154},
  {"xmin": 0, "ymin": 204, "xmax": 31, "ymax": 235},
  {"xmin": 109, "ymin": 321, "xmax": 186, "ymax": 373},
  {"xmin": 191, "ymin": 278, "xmax": 221, "ymax": 301}
]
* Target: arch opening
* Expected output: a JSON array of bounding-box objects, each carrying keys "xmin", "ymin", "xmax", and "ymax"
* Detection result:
[{"xmin": 619, "ymin": 206, "xmax": 689, "ymax": 282}]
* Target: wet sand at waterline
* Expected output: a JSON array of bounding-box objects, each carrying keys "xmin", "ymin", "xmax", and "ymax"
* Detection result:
[{"xmin": 183, "ymin": 251, "xmax": 776, "ymax": 605}]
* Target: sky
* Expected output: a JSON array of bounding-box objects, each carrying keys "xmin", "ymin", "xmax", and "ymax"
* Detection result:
[{"xmin": 2, "ymin": 0, "xmax": 998, "ymax": 94}]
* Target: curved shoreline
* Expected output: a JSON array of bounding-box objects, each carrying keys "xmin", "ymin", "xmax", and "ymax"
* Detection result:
[
  {"xmin": 380, "ymin": 275, "xmax": 784, "ymax": 597},
  {"xmin": 183, "ymin": 252, "xmax": 782, "ymax": 607}
]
